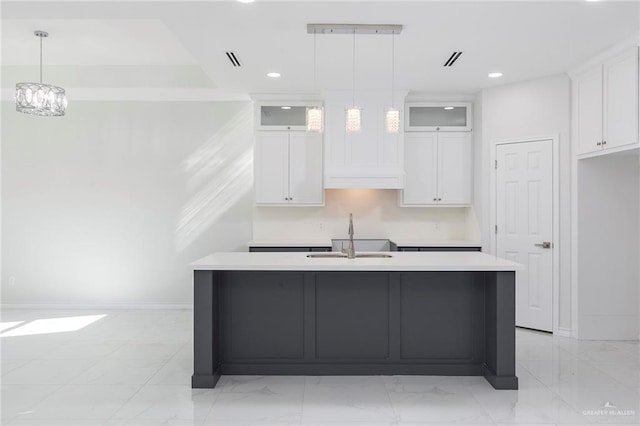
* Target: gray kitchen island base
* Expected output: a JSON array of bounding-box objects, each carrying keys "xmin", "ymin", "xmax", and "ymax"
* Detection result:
[{"xmin": 192, "ymin": 269, "xmax": 518, "ymax": 390}]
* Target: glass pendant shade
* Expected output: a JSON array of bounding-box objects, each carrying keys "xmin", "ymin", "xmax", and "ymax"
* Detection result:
[
  {"xmin": 346, "ymin": 107, "xmax": 362, "ymax": 132},
  {"xmin": 385, "ymin": 108, "xmax": 400, "ymax": 134},
  {"xmin": 15, "ymin": 82, "xmax": 67, "ymax": 116},
  {"xmin": 307, "ymin": 107, "xmax": 324, "ymax": 133}
]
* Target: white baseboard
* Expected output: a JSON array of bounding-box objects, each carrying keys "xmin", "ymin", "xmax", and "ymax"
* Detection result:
[
  {"xmin": 555, "ymin": 327, "xmax": 573, "ymax": 338},
  {"xmin": 1, "ymin": 302, "xmax": 192, "ymax": 311}
]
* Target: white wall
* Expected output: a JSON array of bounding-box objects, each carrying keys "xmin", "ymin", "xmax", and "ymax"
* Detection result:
[
  {"xmin": 253, "ymin": 189, "xmax": 479, "ymax": 242},
  {"xmin": 577, "ymin": 154, "xmax": 639, "ymax": 340},
  {"xmin": 1, "ymin": 101, "xmax": 254, "ymax": 307},
  {"xmin": 475, "ymin": 74, "xmax": 572, "ymax": 334}
]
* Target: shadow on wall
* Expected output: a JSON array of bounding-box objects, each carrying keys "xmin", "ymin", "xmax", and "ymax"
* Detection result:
[{"xmin": 175, "ymin": 106, "xmax": 253, "ymax": 252}]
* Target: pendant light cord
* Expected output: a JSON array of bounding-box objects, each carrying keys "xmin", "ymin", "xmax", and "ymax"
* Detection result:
[
  {"xmin": 313, "ymin": 30, "xmax": 317, "ymax": 93},
  {"xmin": 352, "ymin": 29, "xmax": 356, "ymax": 107},
  {"xmin": 391, "ymin": 31, "xmax": 395, "ymax": 108}
]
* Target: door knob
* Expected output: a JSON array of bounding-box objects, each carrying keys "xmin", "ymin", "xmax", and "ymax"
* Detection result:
[{"xmin": 534, "ymin": 242, "xmax": 552, "ymax": 249}]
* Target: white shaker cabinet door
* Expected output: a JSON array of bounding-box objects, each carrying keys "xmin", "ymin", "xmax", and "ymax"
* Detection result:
[
  {"xmin": 438, "ymin": 132, "xmax": 472, "ymax": 205},
  {"xmin": 402, "ymin": 133, "xmax": 437, "ymax": 205},
  {"xmin": 288, "ymin": 132, "xmax": 324, "ymax": 205},
  {"xmin": 575, "ymin": 67, "xmax": 603, "ymax": 155},
  {"xmin": 604, "ymin": 47, "xmax": 639, "ymax": 150},
  {"xmin": 255, "ymin": 132, "xmax": 289, "ymax": 204}
]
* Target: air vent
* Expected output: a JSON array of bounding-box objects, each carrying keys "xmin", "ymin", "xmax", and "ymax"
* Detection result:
[
  {"xmin": 443, "ymin": 51, "xmax": 463, "ymax": 67},
  {"xmin": 225, "ymin": 51, "xmax": 241, "ymax": 67}
]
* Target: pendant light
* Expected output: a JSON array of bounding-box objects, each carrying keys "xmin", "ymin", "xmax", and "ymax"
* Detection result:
[
  {"xmin": 15, "ymin": 31, "xmax": 67, "ymax": 117},
  {"xmin": 346, "ymin": 29, "xmax": 362, "ymax": 133},
  {"xmin": 385, "ymin": 30, "xmax": 400, "ymax": 134},
  {"xmin": 307, "ymin": 29, "xmax": 324, "ymax": 133}
]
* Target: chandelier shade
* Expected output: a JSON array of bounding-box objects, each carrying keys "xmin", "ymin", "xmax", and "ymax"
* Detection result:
[
  {"xmin": 15, "ymin": 82, "xmax": 67, "ymax": 117},
  {"xmin": 15, "ymin": 30, "xmax": 67, "ymax": 117}
]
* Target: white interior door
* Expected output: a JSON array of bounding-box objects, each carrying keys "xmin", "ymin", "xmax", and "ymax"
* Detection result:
[{"xmin": 496, "ymin": 140, "xmax": 553, "ymax": 332}]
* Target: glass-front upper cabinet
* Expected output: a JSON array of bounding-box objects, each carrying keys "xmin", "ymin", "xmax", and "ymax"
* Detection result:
[
  {"xmin": 256, "ymin": 102, "xmax": 323, "ymax": 131},
  {"xmin": 405, "ymin": 102, "xmax": 472, "ymax": 131}
]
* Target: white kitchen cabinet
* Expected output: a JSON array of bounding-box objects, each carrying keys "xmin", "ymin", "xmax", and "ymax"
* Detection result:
[
  {"xmin": 324, "ymin": 91, "xmax": 406, "ymax": 188},
  {"xmin": 255, "ymin": 101, "xmax": 323, "ymax": 131},
  {"xmin": 401, "ymin": 132, "xmax": 471, "ymax": 206},
  {"xmin": 405, "ymin": 102, "xmax": 472, "ymax": 132},
  {"xmin": 574, "ymin": 47, "xmax": 638, "ymax": 156},
  {"xmin": 254, "ymin": 131, "xmax": 323, "ymax": 205}
]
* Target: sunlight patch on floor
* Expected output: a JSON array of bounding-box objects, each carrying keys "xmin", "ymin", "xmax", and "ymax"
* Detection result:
[{"xmin": 0, "ymin": 314, "xmax": 107, "ymax": 337}]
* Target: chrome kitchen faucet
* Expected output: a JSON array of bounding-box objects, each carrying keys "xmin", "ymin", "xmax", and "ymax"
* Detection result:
[{"xmin": 342, "ymin": 213, "xmax": 356, "ymax": 259}]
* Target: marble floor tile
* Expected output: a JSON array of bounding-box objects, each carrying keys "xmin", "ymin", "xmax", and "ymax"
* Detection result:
[
  {"xmin": 148, "ymin": 357, "xmax": 193, "ymax": 385},
  {"xmin": 550, "ymin": 384, "xmax": 640, "ymax": 424},
  {"xmin": 1, "ymin": 359, "xmax": 29, "ymax": 376},
  {"xmin": 1, "ymin": 359, "xmax": 97, "ymax": 385},
  {"xmin": 221, "ymin": 375, "xmax": 305, "ymax": 394},
  {"xmin": 2, "ymin": 309, "xmax": 640, "ymax": 426},
  {"xmin": 71, "ymin": 357, "xmax": 168, "ymax": 385},
  {"xmin": 1, "ymin": 384, "xmax": 61, "ymax": 420},
  {"xmin": 470, "ymin": 385, "xmax": 589, "ymax": 424},
  {"xmin": 302, "ymin": 376, "xmax": 398, "ymax": 423},
  {"xmin": 206, "ymin": 388, "xmax": 303, "ymax": 424},
  {"xmin": 518, "ymin": 358, "xmax": 623, "ymax": 388},
  {"xmin": 387, "ymin": 383, "xmax": 494, "ymax": 424},
  {"xmin": 107, "ymin": 340, "xmax": 186, "ymax": 360},
  {"xmin": 111, "ymin": 384, "xmax": 217, "ymax": 422},
  {"xmin": 39, "ymin": 339, "xmax": 126, "ymax": 360},
  {"xmin": 14, "ymin": 384, "xmax": 141, "ymax": 421},
  {"xmin": 591, "ymin": 361, "xmax": 640, "ymax": 388}
]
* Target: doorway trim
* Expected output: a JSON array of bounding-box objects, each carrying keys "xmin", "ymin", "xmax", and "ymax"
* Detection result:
[{"xmin": 490, "ymin": 135, "xmax": 561, "ymax": 335}]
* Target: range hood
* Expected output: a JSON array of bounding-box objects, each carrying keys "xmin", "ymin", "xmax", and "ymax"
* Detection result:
[{"xmin": 323, "ymin": 90, "xmax": 407, "ymax": 189}]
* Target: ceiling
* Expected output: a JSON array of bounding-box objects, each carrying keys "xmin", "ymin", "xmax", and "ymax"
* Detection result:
[{"xmin": 1, "ymin": 1, "xmax": 639, "ymax": 99}]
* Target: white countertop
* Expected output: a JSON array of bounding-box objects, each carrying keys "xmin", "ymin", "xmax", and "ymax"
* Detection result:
[
  {"xmin": 247, "ymin": 239, "xmax": 332, "ymax": 247},
  {"xmin": 191, "ymin": 251, "xmax": 522, "ymax": 272},
  {"xmin": 389, "ymin": 239, "xmax": 481, "ymax": 247}
]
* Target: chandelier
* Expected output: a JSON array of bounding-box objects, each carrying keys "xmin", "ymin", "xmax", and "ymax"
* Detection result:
[{"xmin": 15, "ymin": 31, "xmax": 67, "ymax": 117}]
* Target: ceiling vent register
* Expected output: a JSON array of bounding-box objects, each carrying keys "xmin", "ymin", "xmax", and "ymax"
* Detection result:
[
  {"xmin": 443, "ymin": 51, "xmax": 463, "ymax": 67},
  {"xmin": 225, "ymin": 51, "xmax": 242, "ymax": 67}
]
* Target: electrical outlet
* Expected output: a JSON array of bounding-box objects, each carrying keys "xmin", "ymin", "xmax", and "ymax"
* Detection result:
[
  {"xmin": 434, "ymin": 223, "xmax": 440, "ymax": 231},
  {"xmin": 8, "ymin": 276, "xmax": 16, "ymax": 286},
  {"xmin": 319, "ymin": 222, "xmax": 324, "ymax": 230}
]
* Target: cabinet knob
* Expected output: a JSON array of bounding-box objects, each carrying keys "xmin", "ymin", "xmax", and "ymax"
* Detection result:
[
  {"xmin": 603, "ymin": 140, "xmax": 607, "ymax": 146},
  {"xmin": 597, "ymin": 142, "xmax": 601, "ymax": 146},
  {"xmin": 433, "ymin": 198, "xmax": 437, "ymax": 202},
  {"xmin": 438, "ymin": 198, "xmax": 442, "ymax": 201}
]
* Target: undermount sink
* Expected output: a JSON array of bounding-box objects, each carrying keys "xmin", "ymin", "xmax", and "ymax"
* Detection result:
[{"xmin": 306, "ymin": 253, "xmax": 393, "ymax": 259}]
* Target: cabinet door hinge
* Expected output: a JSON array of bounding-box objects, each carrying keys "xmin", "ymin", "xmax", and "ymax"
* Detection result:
[
  {"xmin": 495, "ymin": 225, "xmax": 498, "ymax": 234},
  {"xmin": 494, "ymin": 160, "xmax": 498, "ymax": 169}
]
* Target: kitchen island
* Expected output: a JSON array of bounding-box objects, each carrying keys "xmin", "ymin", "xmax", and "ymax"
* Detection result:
[{"xmin": 191, "ymin": 251, "xmax": 521, "ymax": 390}]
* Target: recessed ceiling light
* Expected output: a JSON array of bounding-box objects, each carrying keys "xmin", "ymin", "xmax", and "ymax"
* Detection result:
[
  {"xmin": 237, "ymin": 0, "xmax": 255, "ymax": 3},
  {"xmin": 444, "ymin": 106, "xmax": 454, "ymax": 110},
  {"xmin": 267, "ymin": 72, "xmax": 281, "ymax": 78},
  {"xmin": 281, "ymin": 106, "xmax": 291, "ymax": 110},
  {"xmin": 488, "ymin": 72, "xmax": 503, "ymax": 78}
]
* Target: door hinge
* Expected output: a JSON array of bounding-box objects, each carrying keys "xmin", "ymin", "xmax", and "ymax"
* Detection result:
[
  {"xmin": 494, "ymin": 160, "xmax": 497, "ymax": 169},
  {"xmin": 495, "ymin": 225, "xmax": 498, "ymax": 234}
]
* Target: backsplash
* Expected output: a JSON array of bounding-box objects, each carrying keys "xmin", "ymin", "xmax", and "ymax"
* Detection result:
[{"xmin": 253, "ymin": 189, "xmax": 480, "ymax": 241}]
